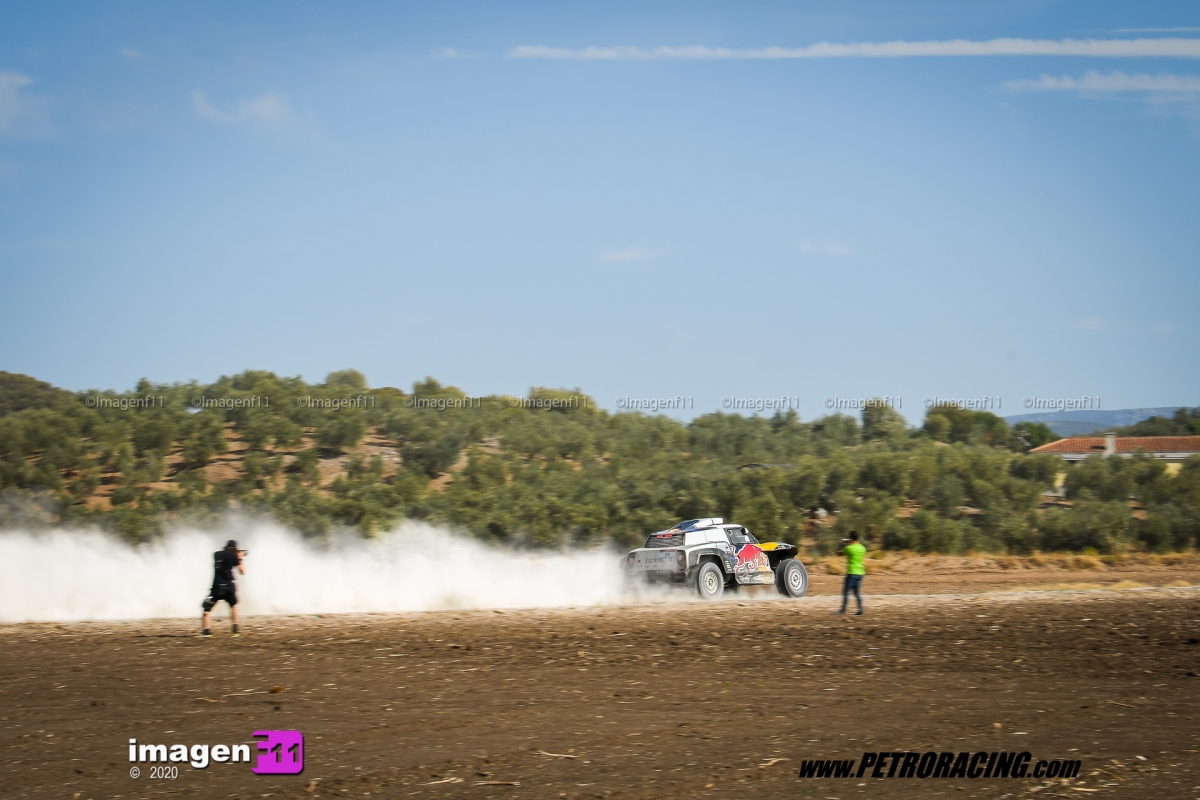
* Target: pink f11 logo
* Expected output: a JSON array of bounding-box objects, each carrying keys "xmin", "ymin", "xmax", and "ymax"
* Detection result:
[{"xmin": 251, "ymin": 730, "xmax": 304, "ymax": 775}]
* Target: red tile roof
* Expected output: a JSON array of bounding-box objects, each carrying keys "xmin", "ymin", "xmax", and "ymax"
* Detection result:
[{"xmin": 1031, "ymin": 436, "xmax": 1200, "ymax": 454}]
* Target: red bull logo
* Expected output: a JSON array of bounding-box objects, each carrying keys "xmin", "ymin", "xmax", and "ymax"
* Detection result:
[{"xmin": 734, "ymin": 544, "xmax": 767, "ymax": 570}]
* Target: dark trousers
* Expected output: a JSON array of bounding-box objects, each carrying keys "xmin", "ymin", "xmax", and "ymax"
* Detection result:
[{"xmin": 841, "ymin": 574, "xmax": 863, "ymax": 612}]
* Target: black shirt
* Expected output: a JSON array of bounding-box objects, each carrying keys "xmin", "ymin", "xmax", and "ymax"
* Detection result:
[{"xmin": 213, "ymin": 549, "xmax": 241, "ymax": 584}]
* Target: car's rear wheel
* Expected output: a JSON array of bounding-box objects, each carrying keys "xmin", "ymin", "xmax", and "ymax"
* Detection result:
[
  {"xmin": 695, "ymin": 562, "xmax": 724, "ymax": 600},
  {"xmin": 775, "ymin": 558, "xmax": 808, "ymax": 598}
]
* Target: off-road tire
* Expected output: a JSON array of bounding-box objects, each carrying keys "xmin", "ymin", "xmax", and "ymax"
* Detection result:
[
  {"xmin": 775, "ymin": 558, "xmax": 808, "ymax": 598},
  {"xmin": 695, "ymin": 562, "xmax": 725, "ymax": 600}
]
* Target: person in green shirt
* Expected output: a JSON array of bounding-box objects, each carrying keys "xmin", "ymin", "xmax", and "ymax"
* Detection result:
[{"xmin": 837, "ymin": 531, "xmax": 866, "ymax": 615}]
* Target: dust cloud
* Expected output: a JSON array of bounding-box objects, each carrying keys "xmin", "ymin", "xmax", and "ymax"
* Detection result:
[{"xmin": 0, "ymin": 521, "xmax": 639, "ymax": 623}]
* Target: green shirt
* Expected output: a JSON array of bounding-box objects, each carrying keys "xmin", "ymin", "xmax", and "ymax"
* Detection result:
[{"xmin": 844, "ymin": 542, "xmax": 866, "ymax": 576}]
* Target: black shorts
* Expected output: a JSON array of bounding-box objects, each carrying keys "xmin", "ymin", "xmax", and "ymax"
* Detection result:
[{"xmin": 202, "ymin": 583, "xmax": 237, "ymax": 612}]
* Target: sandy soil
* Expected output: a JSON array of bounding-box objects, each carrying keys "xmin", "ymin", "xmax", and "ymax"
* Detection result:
[{"xmin": 2, "ymin": 583, "xmax": 1198, "ymax": 800}]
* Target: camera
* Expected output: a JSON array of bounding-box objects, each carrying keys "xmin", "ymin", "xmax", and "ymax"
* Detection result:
[
  {"xmin": 839, "ymin": 538, "xmax": 850, "ymax": 545},
  {"xmin": 238, "ymin": 549, "xmax": 249, "ymax": 556}
]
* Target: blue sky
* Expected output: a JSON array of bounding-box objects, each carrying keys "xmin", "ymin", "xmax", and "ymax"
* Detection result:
[{"xmin": 1, "ymin": 1, "xmax": 1198, "ymax": 422}]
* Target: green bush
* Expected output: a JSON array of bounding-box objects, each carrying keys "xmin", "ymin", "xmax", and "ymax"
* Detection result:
[
  {"xmin": 1038, "ymin": 501, "xmax": 1132, "ymax": 553},
  {"xmin": 882, "ymin": 511, "xmax": 976, "ymax": 554}
]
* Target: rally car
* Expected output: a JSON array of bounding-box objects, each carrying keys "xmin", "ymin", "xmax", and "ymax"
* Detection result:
[{"xmin": 622, "ymin": 518, "xmax": 809, "ymax": 600}]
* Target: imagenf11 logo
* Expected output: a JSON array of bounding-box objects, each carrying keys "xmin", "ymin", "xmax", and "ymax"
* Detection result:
[
  {"xmin": 251, "ymin": 729, "xmax": 304, "ymax": 774},
  {"xmin": 127, "ymin": 730, "xmax": 303, "ymax": 775}
]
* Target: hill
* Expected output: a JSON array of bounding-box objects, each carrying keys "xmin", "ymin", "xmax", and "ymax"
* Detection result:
[
  {"xmin": 0, "ymin": 371, "xmax": 76, "ymax": 415},
  {"xmin": 1006, "ymin": 407, "xmax": 1185, "ymax": 437},
  {"xmin": 0, "ymin": 371, "xmax": 1197, "ymax": 555}
]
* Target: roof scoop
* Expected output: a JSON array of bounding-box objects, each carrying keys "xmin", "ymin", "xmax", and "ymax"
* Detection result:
[{"xmin": 673, "ymin": 518, "xmax": 723, "ymax": 531}]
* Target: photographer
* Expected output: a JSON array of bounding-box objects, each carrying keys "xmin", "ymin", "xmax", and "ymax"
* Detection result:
[
  {"xmin": 201, "ymin": 539, "xmax": 246, "ymax": 637},
  {"xmin": 835, "ymin": 531, "xmax": 866, "ymax": 616}
]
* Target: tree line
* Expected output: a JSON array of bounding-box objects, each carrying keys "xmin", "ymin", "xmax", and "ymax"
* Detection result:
[{"xmin": 0, "ymin": 370, "xmax": 1197, "ymax": 555}]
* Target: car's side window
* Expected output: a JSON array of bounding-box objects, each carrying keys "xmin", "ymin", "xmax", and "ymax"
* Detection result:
[
  {"xmin": 706, "ymin": 528, "xmax": 730, "ymax": 545},
  {"xmin": 727, "ymin": 527, "xmax": 749, "ymax": 544}
]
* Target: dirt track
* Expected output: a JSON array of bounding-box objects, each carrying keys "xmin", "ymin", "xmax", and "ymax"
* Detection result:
[
  {"xmin": 3, "ymin": 584, "xmax": 1199, "ymax": 800},
  {"xmin": 801, "ymin": 552, "xmax": 1200, "ymax": 596}
]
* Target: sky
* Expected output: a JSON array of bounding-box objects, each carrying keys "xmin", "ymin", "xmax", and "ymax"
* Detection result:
[{"xmin": 1, "ymin": 0, "xmax": 1198, "ymax": 422}]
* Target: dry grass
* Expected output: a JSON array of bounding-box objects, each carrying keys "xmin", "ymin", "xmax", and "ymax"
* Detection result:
[
  {"xmin": 802, "ymin": 550, "xmax": 1200, "ymax": 589},
  {"xmin": 1151, "ymin": 553, "xmax": 1199, "ymax": 566},
  {"xmin": 1066, "ymin": 555, "xmax": 1105, "ymax": 571},
  {"xmin": 821, "ymin": 558, "xmax": 891, "ymax": 575},
  {"xmin": 999, "ymin": 552, "xmax": 1199, "ymax": 571},
  {"xmin": 1107, "ymin": 579, "xmax": 1152, "ymax": 590},
  {"xmin": 822, "ymin": 559, "xmax": 845, "ymax": 576}
]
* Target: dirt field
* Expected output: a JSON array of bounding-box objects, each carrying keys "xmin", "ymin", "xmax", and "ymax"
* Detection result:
[
  {"xmin": 801, "ymin": 551, "xmax": 1200, "ymax": 596},
  {"xmin": 3, "ymin": 579, "xmax": 1199, "ymax": 800}
]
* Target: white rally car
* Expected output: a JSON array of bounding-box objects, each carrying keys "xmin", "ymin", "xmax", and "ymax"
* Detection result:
[{"xmin": 622, "ymin": 518, "xmax": 809, "ymax": 600}]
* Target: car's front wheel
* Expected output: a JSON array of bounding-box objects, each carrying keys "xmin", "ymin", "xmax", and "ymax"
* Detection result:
[
  {"xmin": 695, "ymin": 562, "xmax": 724, "ymax": 600},
  {"xmin": 775, "ymin": 558, "xmax": 809, "ymax": 598}
]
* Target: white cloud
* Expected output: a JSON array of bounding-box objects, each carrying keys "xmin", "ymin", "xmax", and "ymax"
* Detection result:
[
  {"xmin": 1113, "ymin": 27, "xmax": 1200, "ymax": 33},
  {"xmin": 1073, "ymin": 317, "xmax": 1107, "ymax": 331},
  {"xmin": 435, "ymin": 48, "xmax": 483, "ymax": 60},
  {"xmin": 508, "ymin": 37, "xmax": 1200, "ymax": 61},
  {"xmin": 119, "ymin": 48, "xmax": 148, "ymax": 61},
  {"xmin": 1005, "ymin": 70, "xmax": 1200, "ymax": 93},
  {"xmin": 192, "ymin": 90, "xmax": 296, "ymax": 127},
  {"xmin": 599, "ymin": 247, "xmax": 658, "ymax": 263},
  {"xmin": 0, "ymin": 70, "xmax": 53, "ymax": 139},
  {"xmin": 798, "ymin": 241, "xmax": 853, "ymax": 256},
  {"xmin": 1004, "ymin": 70, "xmax": 1200, "ymax": 126}
]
